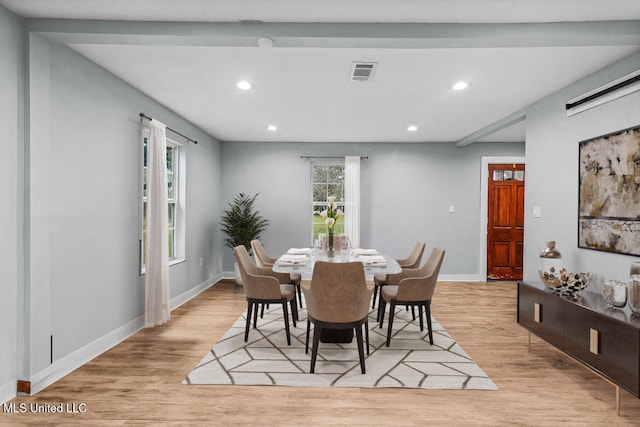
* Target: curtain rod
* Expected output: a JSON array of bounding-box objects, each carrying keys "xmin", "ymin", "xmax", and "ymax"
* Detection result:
[
  {"xmin": 300, "ymin": 156, "xmax": 368, "ymax": 160},
  {"xmin": 139, "ymin": 113, "xmax": 198, "ymax": 144}
]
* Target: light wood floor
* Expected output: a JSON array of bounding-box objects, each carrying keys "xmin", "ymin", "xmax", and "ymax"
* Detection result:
[{"xmin": 3, "ymin": 280, "xmax": 640, "ymax": 426}]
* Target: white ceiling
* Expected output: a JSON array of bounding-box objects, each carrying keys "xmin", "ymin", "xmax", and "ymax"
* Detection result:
[
  {"xmin": 3, "ymin": 0, "xmax": 640, "ymax": 23},
  {"xmin": 2, "ymin": 0, "xmax": 640, "ymax": 144}
]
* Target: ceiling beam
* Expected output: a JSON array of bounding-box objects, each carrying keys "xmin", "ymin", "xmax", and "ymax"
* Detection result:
[
  {"xmin": 455, "ymin": 110, "xmax": 527, "ymax": 147},
  {"xmin": 25, "ymin": 19, "xmax": 640, "ymax": 48}
]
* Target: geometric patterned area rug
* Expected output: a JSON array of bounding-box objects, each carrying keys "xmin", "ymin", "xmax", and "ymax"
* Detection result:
[{"xmin": 184, "ymin": 300, "xmax": 497, "ymax": 390}]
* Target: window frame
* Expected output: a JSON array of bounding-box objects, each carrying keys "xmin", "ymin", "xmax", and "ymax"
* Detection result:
[
  {"xmin": 310, "ymin": 160, "xmax": 345, "ymax": 243},
  {"xmin": 139, "ymin": 129, "xmax": 186, "ymax": 275}
]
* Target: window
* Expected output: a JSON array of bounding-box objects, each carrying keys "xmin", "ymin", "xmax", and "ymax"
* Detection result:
[
  {"xmin": 141, "ymin": 131, "xmax": 185, "ymax": 272},
  {"xmin": 311, "ymin": 161, "xmax": 345, "ymax": 242}
]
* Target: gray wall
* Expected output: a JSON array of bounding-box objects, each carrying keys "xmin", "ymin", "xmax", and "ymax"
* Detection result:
[
  {"xmin": 25, "ymin": 34, "xmax": 222, "ymax": 378},
  {"xmin": 0, "ymin": 4, "xmax": 24, "ymax": 400},
  {"xmin": 523, "ymin": 51, "xmax": 640, "ymax": 289},
  {"xmin": 220, "ymin": 141, "xmax": 525, "ymax": 277}
]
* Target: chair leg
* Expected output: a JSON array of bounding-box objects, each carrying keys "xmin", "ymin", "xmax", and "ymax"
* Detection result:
[
  {"xmin": 418, "ymin": 304, "xmax": 424, "ymax": 331},
  {"xmin": 253, "ymin": 302, "xmax": 259, "ymax": 329},
  {"xmin": 297, "ymin": 284, "xmax": 304, "ymax": 309},
  {"xmin": 378, "ymin": 299, "xmax": 386, "ymax": 328},
  {"xmin": 261, "ymin": 304, "xmax": 271, "ymax": 318},
  {"xmin": 282, "ymin": 302, "xmax": 291, "ymax": 345},
  {"xmin": 426, "ymin": 301, "xmax": 433, "ymax": 345},
  {"xmin": 244, "ymin": 300, "xmax": 253, "ymax": 342},
  {"xmin": 386, "ymin": 302, "xmax": 396, "ymax": 347},
  {"xmin": 305, "ymin": 319, "xmax": 311, "ymax": 354},
  {"xmin": 364, "ymin": 319, "xmax": 370, "ymax": 355},
  {"xmin": 371, "ymin": 284, "xmax": 378, "ymax": 309},
  {"xmin": 355, "ymin": 324, "xmax": 366, "ymax": 374},
  {"xmin": 290, "ymin": 298, "xmax": 298, "ymax": 327},
  {"xmin": 310, "ymin": 324, "xmax": 321, "ymax": 373},
  {"xmin": 411, "ymin": 305, "xmax": 416, "ymax": 320}
]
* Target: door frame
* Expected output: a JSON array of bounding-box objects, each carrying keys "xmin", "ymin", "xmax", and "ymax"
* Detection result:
[{"xmin": 479, "ymin": 156, "xmax": 526, "ymax": 282}]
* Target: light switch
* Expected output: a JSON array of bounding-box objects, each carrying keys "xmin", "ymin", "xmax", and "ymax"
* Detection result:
[
  {"xmin": 533, "ymin": 206, "xmax": 542, "ymax": 218},
  {"xmin": 448, "ymin": 205, "xmax": 455, "ymax": 213}
]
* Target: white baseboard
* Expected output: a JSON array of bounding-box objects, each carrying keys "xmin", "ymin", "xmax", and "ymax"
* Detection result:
[
  {"xmin": 28, "ymin": 276, "xmax": 218, "ymax": 396},
  {"xmin": 212, "ymin": 272, "xmax": 224, "ymax": 284},
  {"xmin": 29, "ymin": 315, "xmax": 144, "ymax": 395},
  {"xmin": 1, "ymin": 378, "xmax": 16, "ymax": 405},
  {"xmin": 170, "ymin": 275, "xmax": 218, "ymax": 310}
]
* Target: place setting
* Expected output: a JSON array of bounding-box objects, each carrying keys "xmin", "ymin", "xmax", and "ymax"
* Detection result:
[{"xmin": 351, "ymin": 248, "xmax": 387, "ymax": 267}]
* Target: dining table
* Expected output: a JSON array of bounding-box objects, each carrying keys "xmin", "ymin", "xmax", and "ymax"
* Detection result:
[
  {"xmin": 273, "ymin": 247, "xmax": 401, "ymax": 343},
  {"xmin": 273, "ymin": 247, "xmax": 401, "ymax": 281}
]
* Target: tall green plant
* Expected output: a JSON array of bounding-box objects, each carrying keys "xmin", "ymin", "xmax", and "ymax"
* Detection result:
[{"xmin": 220, "ymin": 193, "xmax": 269, "ymax": 253}]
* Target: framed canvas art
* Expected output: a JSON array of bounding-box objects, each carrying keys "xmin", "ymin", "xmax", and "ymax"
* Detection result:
[{"xmin": 578, "ymin": 125, "xmax": 640, "ymax": 256}]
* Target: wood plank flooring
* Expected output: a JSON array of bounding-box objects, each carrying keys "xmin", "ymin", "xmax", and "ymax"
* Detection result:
[{"xmin": 3, "ymin": 280, "xmax": 640, "ymax": 426}]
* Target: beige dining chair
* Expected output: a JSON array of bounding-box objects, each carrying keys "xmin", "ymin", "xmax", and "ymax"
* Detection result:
[
  {"xmin": 377, "ymin": 247, "xmax": 445, "ymax": 347},
  {"xmin": 302, "ymin": 261, "xmax": 374, "ymax": 374},
  {"xmin": 251, "ymin": 239, "xmax": 304, "ymax": 309},
  {"xmin": 234, "ymin": 245, "xmax": 299, "ymax": 345},
  {"xmin": 372, "ymin": 241, "xmax": 426, "ymax": 310}
]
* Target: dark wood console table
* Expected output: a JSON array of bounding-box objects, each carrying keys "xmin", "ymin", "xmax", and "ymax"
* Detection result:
[{"xmin": 517, "ymin": 281, "xmax": 640, "ymax": 415}]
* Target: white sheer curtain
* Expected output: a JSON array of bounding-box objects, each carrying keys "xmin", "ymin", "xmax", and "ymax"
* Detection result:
[
  {"xmin": 145, "ymin": 119, "xmax": 171, "ymax": 327},
  {"xmin": 344, "ymin": 156, "xmax": 361, "ymax": 248}
]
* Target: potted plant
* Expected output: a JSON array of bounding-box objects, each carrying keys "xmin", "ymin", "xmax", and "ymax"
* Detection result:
[{"xmin": 220, "ymin": 193, "xmax": 269, "ymax": 285}]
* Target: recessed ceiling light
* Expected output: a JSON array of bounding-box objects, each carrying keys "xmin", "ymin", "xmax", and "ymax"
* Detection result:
[
  {"xmin": 407, "ymin": 125, "xmax": 418, "ymax": 132},
  {"xmin": 267, "ymin": 125, "xmax": 278, "ymax": 131},
  {"xmin": 257, "ymin": 37, "xmax": 274, "ymax": 48},
  {"xmin": 452, "ymin": 81, "xmax": 470, "ymax": 91},
  {"xmin": 236, "ymin": 81, "xmax": 253, "ymax": 90}
]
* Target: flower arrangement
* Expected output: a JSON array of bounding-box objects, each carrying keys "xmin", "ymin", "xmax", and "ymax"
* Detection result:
[
  {"xmin": 320, "ymin": 196, "xmax": 343, "ymax": 253},
  {"xmin": 319, "ymin": 196, "xmax": 343, "ymax": 231}
]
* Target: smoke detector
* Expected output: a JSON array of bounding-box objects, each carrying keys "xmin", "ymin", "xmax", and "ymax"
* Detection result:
[{"xmin": 350, "ymin": 62, "xmax": 378, "ymax": 82}]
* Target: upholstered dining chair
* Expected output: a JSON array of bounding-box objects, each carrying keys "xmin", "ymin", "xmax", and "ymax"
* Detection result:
[
  {"xmin": 377, "ymin": 247, "xmax": 445, "ymax": 347},
  {"xmin": 371, "ymin": 241, "xmax": 426, "ymax": 310},
  {"xmin": 251, "ymin": 239, "xmax": 304, "ymax": 309},
  {"xmin": 302, "ymin": 261, "xmax": 374, "ymax": 374},
  {"xmin": 234, "ymin": 245, "xmax": 299, "ymax": 345}
]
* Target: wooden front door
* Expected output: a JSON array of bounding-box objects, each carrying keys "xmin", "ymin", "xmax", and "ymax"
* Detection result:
[{"xmin": 487, "ymin": 163, "xmax": 525, "ymax": 280}]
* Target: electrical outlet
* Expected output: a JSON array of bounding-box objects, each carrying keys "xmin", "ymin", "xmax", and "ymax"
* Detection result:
[{"xmin": 448, "ymin": 205, "xmax": 455, "ymax": 213}]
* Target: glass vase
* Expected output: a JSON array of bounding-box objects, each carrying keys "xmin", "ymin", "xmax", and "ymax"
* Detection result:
[
  {"xmin": 630, "ymin": 263, "xmax": 640, "ymax": 317},
  {"xmin": 602, "ymin": 280, "xmax": 627, "ymax": 308},
  {"xmin": 538, "ymin": 241, "xmax": 563, "ymax": 290},
  {"xmin": 327, "ymin": 229, "xmax": 335, "ymax": 258}
]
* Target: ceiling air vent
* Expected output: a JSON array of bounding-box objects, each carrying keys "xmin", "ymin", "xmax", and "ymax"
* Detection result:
[{"xmin": 350, "ymin": 62, "xmax": 378, "ymax": 82}]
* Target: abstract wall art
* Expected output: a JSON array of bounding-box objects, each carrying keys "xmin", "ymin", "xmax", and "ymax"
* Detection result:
[{"xmin": 578, "ymin": 125, "xmax": 640, "ymax": 256}]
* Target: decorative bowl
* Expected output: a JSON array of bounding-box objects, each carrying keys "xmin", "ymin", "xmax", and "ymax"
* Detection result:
[{"xmin": 538, "ymin": 268, "xmax": 591, "ymax": 295}]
